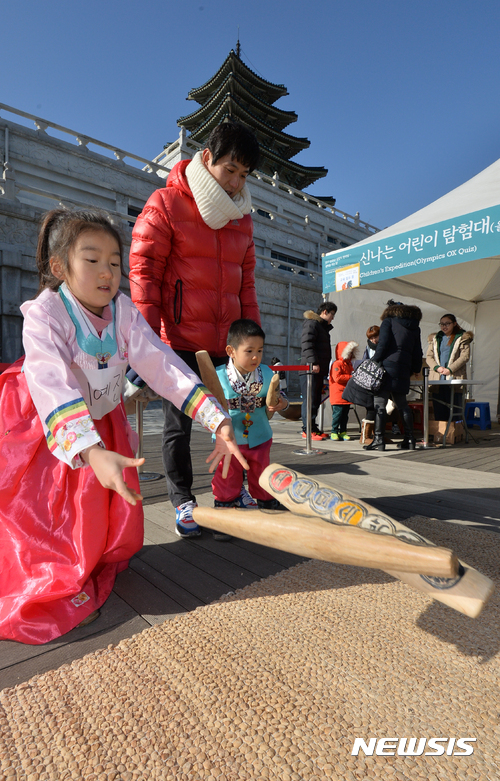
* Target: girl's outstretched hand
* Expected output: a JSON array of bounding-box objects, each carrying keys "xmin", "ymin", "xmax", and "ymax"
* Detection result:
[
  {"xmin": 82, "ymin": 445, "xmax": 144, "ymax": 505},
  {"xmin": 206, "ymin": 419, "xmax": 250, "ymax": 478}
]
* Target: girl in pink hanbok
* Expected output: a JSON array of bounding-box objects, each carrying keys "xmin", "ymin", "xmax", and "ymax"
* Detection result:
[{"xmin": 0, "ymin": 208, "xmax": 248, "ymax": 644}]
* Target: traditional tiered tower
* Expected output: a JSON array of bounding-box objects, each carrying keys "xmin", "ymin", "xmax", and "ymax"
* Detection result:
[{"xmin": 177, "ymin": 44, "xmax": 328, "ymax": 190}]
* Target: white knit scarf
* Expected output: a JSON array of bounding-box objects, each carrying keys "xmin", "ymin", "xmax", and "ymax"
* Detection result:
[{"xmin": 185, "ymin": 151, "xmax": 252, "ymax": 230}]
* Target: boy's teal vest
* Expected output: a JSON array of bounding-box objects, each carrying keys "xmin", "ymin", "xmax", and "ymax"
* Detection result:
[{"xmin": 216, "ymin": 364, "xmax": 274, "ymax": 448}]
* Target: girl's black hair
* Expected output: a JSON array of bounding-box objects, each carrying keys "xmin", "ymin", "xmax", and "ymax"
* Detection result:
[{"xmin": 35, "ymin": 208, "xmax": 125, "ymax": 296}]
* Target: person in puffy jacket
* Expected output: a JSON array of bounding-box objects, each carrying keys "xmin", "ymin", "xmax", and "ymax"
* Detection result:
[
  {"xmin": 129, "ymin": 120, "xmax": 261, "ymax": 538},
  {"xmin": 329, "ymin": 341, "xmax": 358, "ymax": 441},
  {"xmin": 365, "ymin": 300, "xmax": 423, "ymax": 452}
]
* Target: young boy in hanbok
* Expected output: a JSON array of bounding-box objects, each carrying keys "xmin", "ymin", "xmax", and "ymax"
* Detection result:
[
  {"xmin": 210, "ymin": 319, "xmax": 288, "ymax": 540},
  {"xmin": 0, "ymin": 208, "xmax": 248, "ymax": 644}
]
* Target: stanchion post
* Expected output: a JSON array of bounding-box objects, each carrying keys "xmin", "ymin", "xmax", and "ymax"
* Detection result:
[
  {"xmin": 422, "ymin": 366, "xmax": 429, "ymax": 446},
  {"xmin": 135, "ymin": 397, "xmax": 163, "ymax": 482},
  {"xmin": 418, "ymin": 366, "xmax": 434, "ymax": 449},
  {"xmin": 136, "ymin": 399, "xmax": 144, "ymax": 471},
  {"xmin": 306, "ymin": 366, "xmax": 313, "ymax": 453},
  {"xmin": 293, "ymin": 363, "xmax": 325, "ymax": 456},
  {"xmin": 317, "ymin": 377, "xmax": 325, "ymax": 435}
]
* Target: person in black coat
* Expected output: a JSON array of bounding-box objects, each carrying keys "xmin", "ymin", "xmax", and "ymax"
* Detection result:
[
  {"xmin": 299, "ymin": 301, "xmax": 337, "ymax": 439},
  {"xmin": 364, "ymin": 300, "xmax": 423, "ymax": 451}
]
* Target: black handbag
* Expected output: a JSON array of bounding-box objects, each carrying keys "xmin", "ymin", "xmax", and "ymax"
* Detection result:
[{"xmin": 351, "ymin": 359, "xmax": 385, "ymax": 392}]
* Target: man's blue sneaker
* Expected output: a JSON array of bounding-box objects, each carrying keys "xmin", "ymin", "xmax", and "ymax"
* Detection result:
[{"xmin": 175, "ymin": 500, "xmax": 201, "ymax": 538}]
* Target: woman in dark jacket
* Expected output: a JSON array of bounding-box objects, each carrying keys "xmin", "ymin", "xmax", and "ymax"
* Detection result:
[
  {"xmin": 342, "ymin": 325, "xmax": 379, "ymax": 420},
  {"xmin": 364, "ymin": 300, "xmax": 423, "ymax": 451}
]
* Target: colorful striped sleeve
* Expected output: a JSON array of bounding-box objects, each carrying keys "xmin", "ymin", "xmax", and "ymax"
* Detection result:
[
  {"xmin": 45, "ymin": 397, "xmax": 102, "ymax": 467},
  {"xmin": 181, "ymin": 384, "xmax": 227, "ymax": 433}
]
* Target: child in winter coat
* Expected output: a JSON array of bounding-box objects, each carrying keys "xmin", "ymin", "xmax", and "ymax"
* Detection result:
[{"xmin": 329, "ymin": 341, "xmax": 358, "ymax": 441}]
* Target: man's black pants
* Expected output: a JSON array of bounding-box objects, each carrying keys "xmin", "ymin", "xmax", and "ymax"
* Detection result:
[{"xmin": 162, "ymin": 350, "xmax": 227, "ymax": 508}]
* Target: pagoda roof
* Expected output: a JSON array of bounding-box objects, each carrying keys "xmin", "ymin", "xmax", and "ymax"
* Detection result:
[
  {"xmin": 255, "ymin": 144, "xmax": 328, "ymax": 190},
  {"xmin": 179, "ymin": 73, "xmax": 298, "ymax": 133},
  {"xmin": 177, "ymin": 47, "xmax": 327, "ymax": 189},
  {"xmin": 187, "ymin": 50, "xmax": 288, "ymax": 106},
  {"xmin": 179, "ymin": 94, "xmax": 310, "ymax": 160}
]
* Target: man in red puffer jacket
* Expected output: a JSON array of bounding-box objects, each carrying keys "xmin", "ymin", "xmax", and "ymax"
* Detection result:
[{"xmin": 129, "ymin": 121, "xmax": 261, "ymax": 539}]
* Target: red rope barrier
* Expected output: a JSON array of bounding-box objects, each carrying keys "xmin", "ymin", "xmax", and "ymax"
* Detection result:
[{"xmin": 270, "ymin": 365, "xmax": 308, "ymax": 372}]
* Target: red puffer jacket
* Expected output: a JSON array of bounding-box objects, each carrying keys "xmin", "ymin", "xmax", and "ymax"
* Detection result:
[{"xmin": 129, "ymin": 160, "xmax": 260, "ymax": 357}]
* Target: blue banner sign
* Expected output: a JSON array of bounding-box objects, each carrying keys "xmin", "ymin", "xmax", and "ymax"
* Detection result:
[{"xmin": 322, "ymin": 205, "xmax": 500, "ymax": 293}]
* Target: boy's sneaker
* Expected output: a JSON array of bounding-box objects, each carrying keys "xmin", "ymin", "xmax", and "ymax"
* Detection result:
[
  {"xmin": 257, "ymin": 498, "xmax": 286, "ymax": 511},
  {"xmin": 175, "ymin": 501, "xmax": 201, "ymax": 538},
  {"xmin": 211, "ymin": 488, "xmax": 256, "ymax": 539},
  {"xmin": 211, "ymin": 499, "xmax": 235, "ymax": 541},
  {"xmin": 330, "ymin": 432, "xmax": 340, "ymax": 441},
  {"xmin": 340, "ymin": 432, "xmax": 351, "ymax": 441},
  {"xmin": 235, "ymin": 486, "xmax": 258, "ymax": 509}
]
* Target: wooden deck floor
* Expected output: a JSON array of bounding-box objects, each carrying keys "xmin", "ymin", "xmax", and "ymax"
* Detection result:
[{"xmin": 2, "ymin": 415, "xmax": 500, "ymax": 691}]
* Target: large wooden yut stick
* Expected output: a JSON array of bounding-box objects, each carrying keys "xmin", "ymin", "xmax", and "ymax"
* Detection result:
[
  {"xmin": 195, "ymin": 351, "xmax": 228, "ymax": 412},
  {"xmin": 259, "ymin": 463, "xmax": 494, "ymax": 618},
  {"xmin": 266, "ymin": 373, "xmax": 281, "ymax": 419},
  {"xmin": 193, "ymin": 507, "xmax": 458, "ymax": 576}
]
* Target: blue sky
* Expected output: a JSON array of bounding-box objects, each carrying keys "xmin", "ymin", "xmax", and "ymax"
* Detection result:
[{"xmin": 2, "ymin": 0, "xmax": 500, "ymax": 229}]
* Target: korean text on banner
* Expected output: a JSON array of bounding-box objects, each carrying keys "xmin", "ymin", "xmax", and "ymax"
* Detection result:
[{"xmin": 322, "ymin": 205, "xmax": 500, "ymax": 294}]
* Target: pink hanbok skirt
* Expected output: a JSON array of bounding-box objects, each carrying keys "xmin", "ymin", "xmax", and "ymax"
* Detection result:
[{"xmin": 0, "ymin": 359, "xmax": 143, "ymax": 644}]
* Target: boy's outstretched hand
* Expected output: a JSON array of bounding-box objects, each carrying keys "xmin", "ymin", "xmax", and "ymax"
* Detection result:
[
  {"xmin": 82, "ymin": 445, "xmax": 144, "ymax": 505},
  {"xmin": 267, "ymin": 396, "xmax": 288, "ymax": 414},
  {"xmin": 206, "ymin": 419, "xmax": 250, "ymax": 478}
]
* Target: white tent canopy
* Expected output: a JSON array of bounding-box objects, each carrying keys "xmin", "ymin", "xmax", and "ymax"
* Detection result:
[{"xmin": 323, "ymin": 158, "xmax": 500, "ymax": 415}]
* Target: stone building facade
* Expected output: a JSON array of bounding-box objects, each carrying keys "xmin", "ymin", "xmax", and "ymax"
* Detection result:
[{"xmin": 0, "ymin": 104, "xmax": 377, "ymax": 391}]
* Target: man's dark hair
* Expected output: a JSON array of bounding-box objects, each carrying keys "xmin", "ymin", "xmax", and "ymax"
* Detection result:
[
  {"xmin": 317, "ymin": 301, "xmax": 338, "ymax": 316},
  {"xmin": 227, "ymin": 319, "xmax": 265, "ymax": 348},
  {"xmin": 206, "ymin": 120, "xmax": 260, "ymax": 172}
]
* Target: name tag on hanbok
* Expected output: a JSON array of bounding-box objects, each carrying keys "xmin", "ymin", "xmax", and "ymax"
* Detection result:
[{"xmin": 71, "ymin": 364, "xmax": 126, "ymax": 420}]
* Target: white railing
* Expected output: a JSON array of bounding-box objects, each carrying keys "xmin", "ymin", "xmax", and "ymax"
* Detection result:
[
  {"xmin": 252, "ymin": 171, "xmax": 378, "ymax": 234},
  {"xmin": 154, "ymin": 132, "xmax": 379, "ymax": 235},
  {"xmin": 0, "ymin": 103, "xmax": 379, "ymax": 254},
  {"xmin": 255, "ymin": 251, "xmax": 320, "ymax": 281},
  {"xmin": 0, "ymin": 103, "xmax": 170, "ymax": 178},
  {"xmin": 156, "ymin": 132, "xmax": 201, "ymax": 162},
  {"xmin": 1, "ymin": 179, "xmax": 138, "ymax": 233},
  {"xmin": 0, "ymin": 103, "xmax": 378, "ymax": 236}
]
